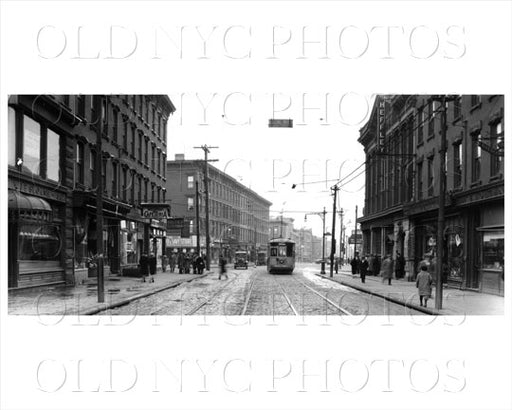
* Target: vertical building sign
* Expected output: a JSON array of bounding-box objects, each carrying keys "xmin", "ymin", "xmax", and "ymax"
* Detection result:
[{"xmin": 378, "ymin": 98, "xmax": 386, "ymax": 150}]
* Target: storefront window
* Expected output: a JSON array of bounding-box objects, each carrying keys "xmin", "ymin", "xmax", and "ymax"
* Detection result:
[
  {"xmin": 447, "ymin": 232, "xmax": 464, "ymax": 279},
  {"xmin": 482, "ymin": 232, "xmax": 504, "ymax": 270},
  {"xmin": 18, "ymin": 223, "xmax": 62, "ymax": 261}
]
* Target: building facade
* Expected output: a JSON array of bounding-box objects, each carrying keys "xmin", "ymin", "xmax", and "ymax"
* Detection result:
[
  {"xmin": 8, "ymin": 94, "xmax": 175, "ymax": 289},
  {"xmin": 358, "ymin": 95, "xmax": 504, "ymax": 295},
  {"xmin": 166, "ymin": 156, "xmax": 272, "ymax": 263}
]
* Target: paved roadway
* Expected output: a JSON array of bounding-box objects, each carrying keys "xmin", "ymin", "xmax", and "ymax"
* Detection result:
[{"xmin": 99, "ymin": 264, "xmax": 426, "ymax": 316}]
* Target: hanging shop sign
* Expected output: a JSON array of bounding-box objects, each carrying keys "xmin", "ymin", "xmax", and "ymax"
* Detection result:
[{"xmin": 140, "ymin": 203, "xmax": 171, "ymax": 219}]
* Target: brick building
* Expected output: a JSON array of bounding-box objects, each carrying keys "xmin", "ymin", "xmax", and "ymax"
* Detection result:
[
  {"xmin": 358, "ymin": 95, "xmax": 504, "ymax": 295},
  {"xmin": 8, "ymin": 95, "xmax": 174, "ymax": 288},
  {"xmin": 166, "ymin": 155, "xmax": 271, "ymax": 263}
]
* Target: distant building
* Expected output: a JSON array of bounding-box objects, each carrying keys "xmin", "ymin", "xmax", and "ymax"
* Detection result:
[
  {"xmin": 166, "ymin": 155, "xmax": 272, "ymax": 263},
  {"xmin": 358, "ymin": 95, "xmax": 504, "ymax": 295},
  {"xmin": 8, "ymin": 95, "xmax": 175, "ymax": 288},
  {"xmin": 269, "ymin": 217, "xmax": 294, "ymax": 240}
]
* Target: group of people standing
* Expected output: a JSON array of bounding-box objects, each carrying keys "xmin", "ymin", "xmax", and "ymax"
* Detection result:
[
  {"xmin": 142, "ymin": 252, "xmax": 206, "ymax": 276},
  {"xmin": 349, "ymin": 251, "xmax": 433, "ymax": 307},
  {"xmin": 350, "ymin": 251, "xmax": 406, "ymax": 285}
]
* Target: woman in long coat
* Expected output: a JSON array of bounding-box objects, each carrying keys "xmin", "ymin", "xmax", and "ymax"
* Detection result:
[
  {"xmin": 381, "ymin": 254, "xmax": 394, "ymax": 285},
  {"xmin": 416, "ymin": 265, "xmax": 433, "ymax": 307}
]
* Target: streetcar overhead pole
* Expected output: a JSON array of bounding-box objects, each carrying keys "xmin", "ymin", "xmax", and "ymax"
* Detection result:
[{"xmin": 193, "ymin": 145, "xmax": 218, "ymax": 271}]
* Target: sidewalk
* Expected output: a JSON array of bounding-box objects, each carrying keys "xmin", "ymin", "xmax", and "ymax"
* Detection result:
[
  {"xmin": 8, "ymin": 269, "xmax": 210, "ymax": 316},
  {"xmin": 315, "ymin": 265, "xmax": 504, "ymax": 315}
]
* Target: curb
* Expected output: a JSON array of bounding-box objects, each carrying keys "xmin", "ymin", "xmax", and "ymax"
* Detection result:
[
  {"xmin": 315, "ymin": 273, "xmax": 438, "ymax": 316},
  {"xmin": 81, "ymin": 273, "xmax": 209, "ymax": 315}
]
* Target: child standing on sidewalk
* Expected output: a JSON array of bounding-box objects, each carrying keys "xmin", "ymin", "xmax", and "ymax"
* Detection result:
[{"xmin": 416, "ymin": 265, "xmax": 433, "ymax": 307}]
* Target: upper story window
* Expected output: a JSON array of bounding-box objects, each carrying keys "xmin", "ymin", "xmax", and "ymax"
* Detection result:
[
  {"xmin": 188, "ymin": 197, "xmax": 194, "ymax": 210},
  {"xmin": 77, "ymin": 95, "xmax": 85, "ymax": 118},
  {"xmin": 453, "ymin": 141, "xmax": 462, "ymax": 188},
  {"xmin": 10, "ymin": 109, "xmax": 62, "ymax": 184},
  {"xmin": 138, "ymin": 134, "xmax": 143, "ymax": 161},
  {"xmin": 453, "ymin": 95, "xmax": 462, "ymax": 120},
  {"xmin": 471, "ymin": 131, "xmax": 482, "ymax": 182},
  {"xmin": 24, "ymin": 115, "xmax": 42, "ymax": 175},
  {"xmin": 417, "ymin": 161, "xmax": 423, "ymax": 200},
  {"xmin": 427, "ymin": 100, "xmax": 435, "ymax": 136},
  {"xmin": 90, "ymin": 149, "xmax": 96, "ymax": 187},
  {"xmin": 8, "ymin": 107, "xmax": 16, "ymax": 166},
  {"xmin": 187, "ymin": 175, "xmax": 194, "ymax": 189},
  {"xmin": 470, "ymin": 95, "xmax": 481, "ymax": 108},
  {"xmin": 427, "ymin": 157, "xmax": 434, "ymax": 197},
  {"xmin": 76, "ymin": 142, "xmax": 84, "ymax": 184},
  {"xmin": 417, "ymin": 106, "xmax": 424, "ymax": 144},
  {"xmin": 490, "ymin": 120, "xmax": 504, "ymax": 177}
]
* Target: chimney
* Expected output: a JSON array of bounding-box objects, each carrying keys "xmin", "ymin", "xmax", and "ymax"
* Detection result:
[{"xmin": 175, "ymin": 154, "xmax": 185, "ymax": 161}]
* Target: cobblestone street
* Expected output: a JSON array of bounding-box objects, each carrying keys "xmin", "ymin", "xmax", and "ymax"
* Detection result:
[{"xmin": 99, "ymin": 264, "xmax": 424, "ymax": 316}]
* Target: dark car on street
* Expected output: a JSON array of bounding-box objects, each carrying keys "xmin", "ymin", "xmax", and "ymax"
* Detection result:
[{"xmin": 234, "ymin": 251, "xmax": 249, "ymax": 269}]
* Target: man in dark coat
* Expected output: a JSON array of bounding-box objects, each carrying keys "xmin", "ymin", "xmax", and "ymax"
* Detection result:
[
  {"xmin": 374, "ymin": 255, "xmax": 381, "ymax": 278},
  {"xmin": 350, "ymin": 253, "xmax": 360, "ymax": 276},
  {"xmin": 359, "ymin": 256, "xmax": 369, "ymax": 283},
  {"xmin": 195, "ymin": 255, "xmax": 205, "ymax": 275},
  {"xmin": 395, "ymin": 251, "xmax": 405, "ymax": 279},
  {"xmin": 367, "ymin": 254, "xmax": 375, "ymax": 276},
  {"xmin": 149, "ymin": 253, "xmax": 157, "ymax": 275},
  {"xmin": 139, "ymin": 253, "xmax": 148, "ymax": 277},
  {"xmin": 177, "ymin": 252, "xmax": 185, "ymax": 274}
]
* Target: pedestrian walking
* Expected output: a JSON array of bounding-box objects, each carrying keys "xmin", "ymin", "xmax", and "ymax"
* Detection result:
[
  {"xmin": 184, "ymin": 253, "xmax": 191, "ymax": 274},
  {"xmin": 161, "ymin": 254, "xmax": 168, "ymax": 273},
  {"xmin": 395, "ymin": 251, "xmax": 405, "ymax": 279},
  {"xmin": 177, "ymin": 251, "xmax": 185, "ymax": 274},
  {"xmin": 169, "ymin": 253, "xmax": 176, "ymax": 273},
  {"xmin": 367, "ymin": 254, "xmax": 374, "ymax": 276},
  {"xmin": 374, "ymin": 255, "xmax": 381, "ymax": 278},
  {"xmin": 139, "ymin": 253, "xmax": 148, "ymax": 277},
  {"xmin": 196, "ymin": 254, "xmax": 205, "ymax": 275},
  {"xmin": 218, "ymin": 255, "xmax": 228, "ymax": 280},
  {"xmin": 350, "ymin": 253, "xmax": 360, "ymax": 276},
  {"xmin": 381, "ymin": 254, "xmax": 393, "ymax": 285},
  {"xmin": 192, "ymin": 254, "xmax": 198, "ymax": 274},
  {"xmin": 334, "ymin": 258, "xmax": 339, "ymax": 274},
  {"xmin": 359, "ymin": 255, "xmax": 369, "ymax": 283},
  {"xmin": 416, "ymin": 264, "xmax": 433, "ymax": 307},
  {"xmin": 149, "ymin": 253, "xmax": 157, "ymax": 276}
]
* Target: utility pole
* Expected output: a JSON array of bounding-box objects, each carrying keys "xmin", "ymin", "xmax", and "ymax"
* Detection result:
[
  {"xmin": 354, "ymin": 205, "xmax": 358, "ymax": 257},
  {"xmin": 195, "ymin": 180, "xmax": 201, "ymax": 256},
  {"xmin": 194, "ymin": 145, "xmax": 218, "ymax": 271},
  {"xmin": 338, "ymin": 209, "xmax": 344, "ymax": 261},
  {"xmin": 329, "ymin": 186, "xmax": 339, "ymax": 277},
  {"xmin": 94, "ymin": 95, "xmax": 105, "ymax": 303},
  {"xmin": 433, "ymin": 95, "xmax": 449, "ymax": 310}
]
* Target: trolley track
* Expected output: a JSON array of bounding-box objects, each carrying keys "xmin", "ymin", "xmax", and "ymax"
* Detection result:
[{"xmin": 291, "ymin": 275, "xmax": 353, "ymax": 315}]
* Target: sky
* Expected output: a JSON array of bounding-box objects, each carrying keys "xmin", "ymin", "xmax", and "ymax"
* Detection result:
[{"xmin": 165, "ymin": 91, "xmax": 372, "ymax": 238}]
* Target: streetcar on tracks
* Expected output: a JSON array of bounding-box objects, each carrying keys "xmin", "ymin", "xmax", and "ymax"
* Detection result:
[{"xmin": 267, "ymin": 238, "xmax": 295, "ymax": 273}]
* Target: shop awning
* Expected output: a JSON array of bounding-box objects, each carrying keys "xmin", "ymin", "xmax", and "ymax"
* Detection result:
[
  {"xmin": 8, "ymin": 191, "xmax": 52, "ymax": 213},
  {"xmin": 476, "ymin": 225, "xmax": 504, "ymax": 232}
]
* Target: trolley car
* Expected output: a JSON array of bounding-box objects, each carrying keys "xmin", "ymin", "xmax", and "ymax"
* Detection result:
[{"xmin": 267, "ymin": 238, "xmax": 295, "ymax": 273}]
